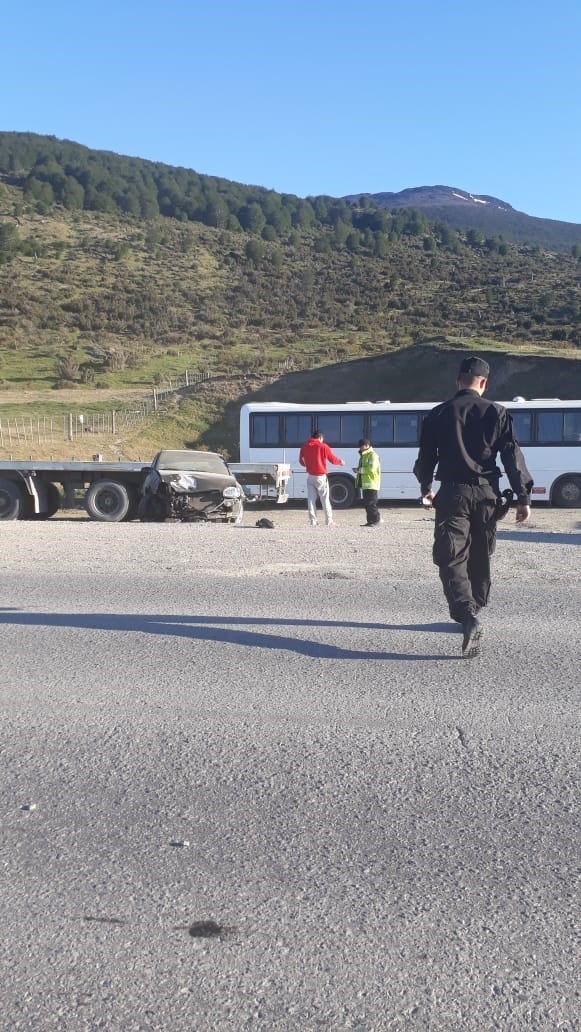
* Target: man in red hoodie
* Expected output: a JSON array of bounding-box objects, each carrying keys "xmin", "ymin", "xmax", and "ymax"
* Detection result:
[{"xmin": 298, "ymin": 429, "xmax": 345, "ymax": 527}]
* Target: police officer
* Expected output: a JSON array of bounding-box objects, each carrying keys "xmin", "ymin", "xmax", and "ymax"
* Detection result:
[
  {"xmin": 354, "ymin": 438, "xmax": 381, "ymax": 526},
  {"xmin": 413, "ymin": 356, "xmax": 533, "ymax": 658}
]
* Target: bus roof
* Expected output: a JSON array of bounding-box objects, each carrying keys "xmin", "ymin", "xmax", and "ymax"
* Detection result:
[{"xmin": 241, "ymin": 399, "xmax": 581, "ymax": 412}]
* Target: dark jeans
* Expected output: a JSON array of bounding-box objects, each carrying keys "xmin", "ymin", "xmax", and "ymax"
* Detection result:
[
  {"xmin": 432, "ymin": 482, "xmax": 498, "ymax": 621},
  {"xmin": 362, "ymin": 489, "xmax": 380, "ymax": 525}
]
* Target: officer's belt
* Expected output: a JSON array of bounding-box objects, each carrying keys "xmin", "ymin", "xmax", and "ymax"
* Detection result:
[{"xmin": 442, "ymin": 475, "xmax": 499, "ymax": 487}]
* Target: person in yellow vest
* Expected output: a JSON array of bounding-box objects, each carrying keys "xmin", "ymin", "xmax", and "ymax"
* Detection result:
[{"xmin": 354, "ymin": 438, "xmax": 382, "ymax": 527}]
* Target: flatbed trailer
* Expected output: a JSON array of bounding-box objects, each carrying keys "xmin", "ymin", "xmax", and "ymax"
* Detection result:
[
  {"xmin": 228, "ymin": 462, "xmax": 291, "ymax": 503},
  {"xmin": 0, "ymin": 458, "xmax": 292, "ymax": 522}
]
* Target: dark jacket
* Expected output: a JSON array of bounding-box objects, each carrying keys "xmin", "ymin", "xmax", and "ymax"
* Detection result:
[{"xmin": 413, "ymin": 390, "xmax": 533, "ymax": 504}]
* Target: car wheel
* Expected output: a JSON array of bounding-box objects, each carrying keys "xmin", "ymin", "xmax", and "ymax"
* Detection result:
[{"xmin": 139, "ymin": 494, "xmax": 167, "ymax": 522}]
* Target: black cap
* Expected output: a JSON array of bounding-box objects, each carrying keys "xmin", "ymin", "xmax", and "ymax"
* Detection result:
[{"xmin": 458, "ymin": 356, "xmax": 490, "ymax": 378}]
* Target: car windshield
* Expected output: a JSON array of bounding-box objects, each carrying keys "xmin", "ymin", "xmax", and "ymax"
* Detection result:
[{"xmin": 154, "ymin": 451, "xmax": 230, "ymax": 475}]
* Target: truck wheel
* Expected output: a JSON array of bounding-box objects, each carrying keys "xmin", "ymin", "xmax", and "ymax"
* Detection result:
[
  {"xmin": 28, "ymin": 483, "xmax": 62, "ymax": 520},
  {"xmin": 123, "ymin": 486, "xmax": 139, "ymax": 521},
  {"xmin": 85, "ymin": 480, "xmax": 131, "ymax": 522},
  {"xmin": 329, "ymin": 475, "xmax": 356, "ymax": 509},
  {"xmin": 0, "ymin": 478, "xmax": 23, "ymax": 520},
  {"xmin": 45, "ymin": 483, "xmax": 62, "ymax": 517},
  {"xmin": 552, "ymin": 475, "xmax": 581, "ymax": 507}
]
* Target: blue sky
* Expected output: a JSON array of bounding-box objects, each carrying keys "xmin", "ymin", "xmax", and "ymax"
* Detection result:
[{"xmin": 4, "ymin": 0, "xmax": 581, "ymax": 222}]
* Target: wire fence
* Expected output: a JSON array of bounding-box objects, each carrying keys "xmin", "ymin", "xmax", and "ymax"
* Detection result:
[
  {"xmin": 152, "ymin": 369, "xmax": 211, "ymax": 405},
  {"xmin": 0, "ymin": 370, "xmax": 212, "ymax": 447}
]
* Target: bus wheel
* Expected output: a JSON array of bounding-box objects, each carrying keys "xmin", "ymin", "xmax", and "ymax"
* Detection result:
[
  {"xmin": 0, "ymin": 478, "xmax": 24, "ymax": 520},
  {"xmin": 85, "ymin": 481, "xmax": 131, "ymax": 522},
  {"xmin": 329, "ymin": 475, "xmax": 356, "ymax": 509},
  {"xmin": 552, "ymin": 476, "xmax": 581, "ymax": 508}
]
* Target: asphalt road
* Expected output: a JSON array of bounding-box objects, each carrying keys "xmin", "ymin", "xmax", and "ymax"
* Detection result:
[{"xmin": 1, "ymin": 505, "xmax": 579, "ymax": 1031}]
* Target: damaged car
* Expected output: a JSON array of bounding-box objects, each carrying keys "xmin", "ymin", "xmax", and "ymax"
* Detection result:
[{"xmin": 138, "ymin": 450, "xmax": 244, "ymax": 524}]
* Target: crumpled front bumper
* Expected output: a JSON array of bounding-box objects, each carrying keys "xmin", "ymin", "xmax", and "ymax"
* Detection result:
[{"xmin": 172, "ymin": 492, "xmax": 243, "ymax": 522}]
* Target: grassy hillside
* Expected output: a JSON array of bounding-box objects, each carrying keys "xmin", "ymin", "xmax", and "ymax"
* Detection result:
[
  {"xmin": 1, "ymin": 191, "xmax": 580, "ymax": 390},
  {"xmin": 1, "ymin": 136, "xmax": 580, "ymax": 463},
  {"xmin": 3, "ymin": 344, "xmax": 578, "ymax": 463}
]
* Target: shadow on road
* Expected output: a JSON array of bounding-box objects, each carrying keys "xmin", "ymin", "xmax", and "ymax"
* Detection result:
[
  {"xmin": 497, "ymin": 530, "xmax": 581, "ymax": 545},
  {"xmin": 0, "ymin": 610, "xmax": 460, "ymax": 661}
]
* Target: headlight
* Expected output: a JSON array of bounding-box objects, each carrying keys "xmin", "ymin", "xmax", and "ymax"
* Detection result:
[{"xmin": 222, "ymin": 486, "xmax": 241, "ymax": 499}]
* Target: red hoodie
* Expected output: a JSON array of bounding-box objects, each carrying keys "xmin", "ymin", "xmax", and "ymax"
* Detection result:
[{"xmin": 299, "ymin": 437, "xmax": 343, "ymax": 476}]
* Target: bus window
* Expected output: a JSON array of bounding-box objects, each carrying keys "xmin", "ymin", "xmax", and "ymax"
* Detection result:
[
  {"xmin": 536, "ymin": 411, "xmax": 563, "ymax": 442},
  {"xmin": 315, "ymin": 413, "xmax": 341, "ymax": 443},
  {"xmin": 340, "ymin": 413, "xmax": 366, "ymax": 444},
  {"xmin": 564, "ymin": 411, "xmax": 581, "ymax": 441},
  {"xmin": 394, "ymin": 412, "xmax": 420, "ymax": 443},
  {"xmin": 251, "ymin": 414, "xmax": 280, "ymax": 446},
  {"xmin": 284, "ymin": 414, "xmax": 313, "ymax": 446},
  {"xmin": 369, "ymin": 413, "xmax": 393, "ymax": 445},
  {"xmin": 511, "ymin": 410, "xmax": 532, "ymax": 443}
]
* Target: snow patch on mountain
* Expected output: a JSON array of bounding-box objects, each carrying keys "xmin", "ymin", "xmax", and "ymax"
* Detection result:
[
  {"xmin": 452, "ymin": 190, "xmax": 487, "ymax": 204},
  {"xmin": 450, "ymin": 189, "xmax": 511, "ymax": 211}
]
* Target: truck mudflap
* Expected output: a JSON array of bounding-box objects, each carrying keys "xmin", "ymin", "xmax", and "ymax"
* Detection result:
[{"xmin": 228, "ymin": 463, "xmax": 291, "ymax": 504}]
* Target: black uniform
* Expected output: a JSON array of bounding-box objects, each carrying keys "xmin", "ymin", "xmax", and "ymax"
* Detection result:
[{"xmin": 413, "ymin": 389, "xmax": 533, "ymax": 622}]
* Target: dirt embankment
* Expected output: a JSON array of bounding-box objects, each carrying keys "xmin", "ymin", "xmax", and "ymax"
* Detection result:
[
  {"xmin": 237, "ymin": 345, "xmax": 580, "ymax": 405},
  {"xmin": 197, "ymin": 344, "xmax": 581, "ymax": 453}
]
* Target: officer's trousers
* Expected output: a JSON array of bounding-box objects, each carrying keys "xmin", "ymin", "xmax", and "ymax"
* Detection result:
[
  {"xmin": 362, "ymin": 489, "xmax": 380, "ymax": 525},
  {"xmin": 432, "ymin": 482, "xmax": 498, "ymax": 621}
]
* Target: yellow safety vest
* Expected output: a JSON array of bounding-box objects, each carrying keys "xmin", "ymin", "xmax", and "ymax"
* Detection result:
[{"xmin": 357, "ymin": 448, "xmax": 381, "ymax": 490}]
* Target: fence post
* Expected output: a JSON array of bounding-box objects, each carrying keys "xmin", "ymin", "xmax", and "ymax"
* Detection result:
[
  {"xmin": 68, "ymin": 412, "xmax": 73, "ymax": 441},
  {"xmin": 112, "ymin": 410, "xmax": 117, "ymax": 435}
]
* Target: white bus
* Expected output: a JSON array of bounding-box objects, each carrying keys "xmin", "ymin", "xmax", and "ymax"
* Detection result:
[{"xmin": 239, "ymin": 399, "xmax": 581, "ymax": 508}]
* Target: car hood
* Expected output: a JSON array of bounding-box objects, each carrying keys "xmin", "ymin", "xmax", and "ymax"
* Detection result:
[{"xmin": 157, "ymin": 470, "xmax": 239, "ymax": 492}]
